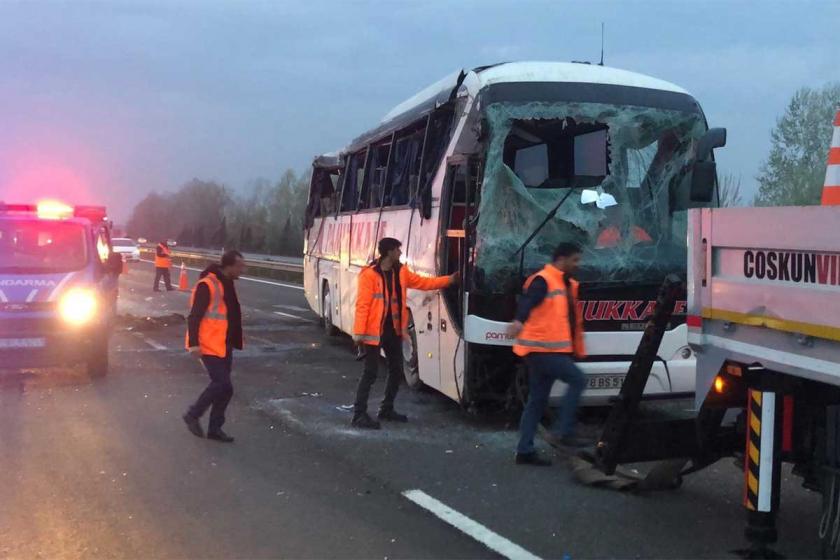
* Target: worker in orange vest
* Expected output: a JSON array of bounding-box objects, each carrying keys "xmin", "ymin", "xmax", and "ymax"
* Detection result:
[
  {"xmin": 351, "ymin": 237, "xmax": 458, "ymax": 429},
  {"xmin": 182, "ymin": 250, "xmax": 245, "ymax": 443},
  {"xmin": 153, "ymin": 240, "xmax": 175, "ymax": 292},
  {"xmin": 507, "ymin": 242, "xmax": 588, "ymax": 466}
]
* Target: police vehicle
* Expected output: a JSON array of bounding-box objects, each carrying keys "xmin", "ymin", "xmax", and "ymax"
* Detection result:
[{"xmin": 0, "ymin": 201, "xmax": 123, "ymax": 377}]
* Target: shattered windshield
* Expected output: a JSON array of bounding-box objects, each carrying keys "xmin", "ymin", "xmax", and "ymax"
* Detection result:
[{"xmin": 473, "ymin": 100, "xmax": 707, "ymax": 293}]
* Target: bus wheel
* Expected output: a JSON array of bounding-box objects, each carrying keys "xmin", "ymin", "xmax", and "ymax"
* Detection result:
[
  {"xmin": 403, "ymin": 317, "xmax": 424, "ymax": 390},
  {"xmin": 322, "ymin": 285, "xmax": 339, "ymax": 337},
  {"xmin": 511, "ymin": 362, "xmax": 529, "ymax": 411}
]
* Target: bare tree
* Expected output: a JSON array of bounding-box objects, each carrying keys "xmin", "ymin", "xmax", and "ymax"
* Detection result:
[{"xmin": 718, "ymin": 173, "xmax": 744, "ymax": 207}]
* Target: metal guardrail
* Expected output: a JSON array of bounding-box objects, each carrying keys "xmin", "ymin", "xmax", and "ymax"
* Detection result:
[
  {"xmin": 139, "ymin": 247, "xmax": 303, "ymax": 280},
  {"xmin": 170, "ymin": 248, "xmax": 302, "ymax": 273}
]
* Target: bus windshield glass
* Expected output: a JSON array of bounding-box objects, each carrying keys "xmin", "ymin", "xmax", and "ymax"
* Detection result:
[
  {"xmin": 474, "ymin": 99, "xmax": 707, "ymax": 292},
  {"xmin": 0, "ymin": 220, "xmax": 88, "ymax": 273}
]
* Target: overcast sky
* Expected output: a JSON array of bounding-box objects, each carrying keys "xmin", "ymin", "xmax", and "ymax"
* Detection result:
[{"xmin": 0, "ymin": 0, "xmax": 836, "ymax": 221}]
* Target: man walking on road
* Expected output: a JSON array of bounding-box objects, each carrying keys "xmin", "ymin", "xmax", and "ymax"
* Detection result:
[
  {"xmin": 182, "ymin": 250, "xmax": 245, "ymax": 442},
  {"xmin": 351, "ymin": 237, "xmax": 458, "ymax": 429},
  {"xmin": 508, "ymin": 242, "xmax": 588, "ymax": 466},
  {"xmin": 153, "ymin": 240, "xmax": 175, "ymax": 292}
]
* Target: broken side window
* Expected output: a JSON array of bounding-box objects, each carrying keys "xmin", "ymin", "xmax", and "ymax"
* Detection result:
[
  {"xmin": 340, "ymin": 149, "xmax": 367, "ymax": 213},
  {"xmin": 385, "ymin": 122, "xmax": 425, "ymax": 208},
  {"xmin": 359, "ymin": 140, "xmax": 391, "ymax": 211},
  {"xmin": 417, "ymin": 108, "xmax": 455, "ymax": 218}
]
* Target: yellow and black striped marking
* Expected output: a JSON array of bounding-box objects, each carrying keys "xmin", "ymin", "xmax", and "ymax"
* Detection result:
[{"xmin": 744, "ymin": 390, "xmax": 762, "ymax": 511}]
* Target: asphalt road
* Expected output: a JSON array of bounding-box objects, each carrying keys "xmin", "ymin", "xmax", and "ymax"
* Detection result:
[{"xmin": 0, "ymin": 260, "xmax": 825, "ymax": 559}]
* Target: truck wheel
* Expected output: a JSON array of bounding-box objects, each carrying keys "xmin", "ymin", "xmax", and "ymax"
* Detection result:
[
  {"xmin": 322, "ymin": 285, "xmax": 339, "ymax": 337},
  {"xmin": 87, "ymin": 338, "xmax": 109, "ymax": 378},
  {"xmin": 403, "ymin": 316, "xmax": 425, "ymax": 390}
]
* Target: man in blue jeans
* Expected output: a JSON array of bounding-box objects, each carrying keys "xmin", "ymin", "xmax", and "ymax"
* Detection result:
[{"xmin": 508, "ymin": 242, "xmax": 589, "ymax": 466}]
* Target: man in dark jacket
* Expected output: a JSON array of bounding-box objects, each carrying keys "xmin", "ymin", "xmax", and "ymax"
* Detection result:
[{"xmin": 182, "ymin": 250, "xmax": 245, "ymax": 442}]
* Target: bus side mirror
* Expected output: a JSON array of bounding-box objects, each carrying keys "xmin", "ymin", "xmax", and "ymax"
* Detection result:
[
  {"xmin": 690, "ymin": 128, "xmax": 727, "ymax": 203},
  {"xmin": 690, "ymin": 161, "xmax": 717, "ymax": 203},
  {"xmin": 696, "ymin": 128, "xmax": 727, "ymax": 161}
]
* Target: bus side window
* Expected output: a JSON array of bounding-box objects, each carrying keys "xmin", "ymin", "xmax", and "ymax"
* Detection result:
[
  {"xmin": 385, "ymin": 123, "xmax": 425, "ymax": 208},
  {"xmin": 418, "ymin": 109, "xmax": 455, "ymax": 218},
  {"xmin": 360, "ymin": 141, "xmax": 391, "ymax": 211},
  {"xmin": 341, "ymin": 149, "xmax": 367, "ymax": 213}
]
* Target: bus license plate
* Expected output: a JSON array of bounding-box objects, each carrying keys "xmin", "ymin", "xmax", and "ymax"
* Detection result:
[
  {"xmin": 0, "ymin": 338, "xmax": 46, "ymax": 349},
  {"xmin": 588, "ymin": 374, "xmax": 625, "ymax": 390}
]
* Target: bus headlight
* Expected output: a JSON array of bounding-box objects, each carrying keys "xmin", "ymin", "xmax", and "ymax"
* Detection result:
[{"xmin": 58, "ymin": 288, "xmax": 98, "ymax": 326}]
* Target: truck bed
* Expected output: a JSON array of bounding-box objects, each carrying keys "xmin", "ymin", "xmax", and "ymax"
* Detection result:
[{"xmin": 687, "ymin": 206, "xmax": 840, "ymax": 406}]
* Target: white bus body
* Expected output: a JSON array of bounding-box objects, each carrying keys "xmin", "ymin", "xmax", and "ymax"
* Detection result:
[{"xmin": 303, "ymin": 61, "xmax": 721, "ymax": 407}]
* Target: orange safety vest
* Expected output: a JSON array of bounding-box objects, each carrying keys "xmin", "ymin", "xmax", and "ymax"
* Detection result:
[
  {"xmin": 353, "ymin": 263, "xmax": 452, "ymax": 346},
  {"xmin": 155, "ymin": 243, "xmax": 172, "ymax": 269},
  {"xmin": 596, "ymin": 226, "xmax": 652, "ymax": 248},
  {"xmin": 513, "ymin": 264, "xmax": 586, "ymax": 358},
  {"xmin": 184, "ymin": 275, "xmax": 228, "ymax": 357}
]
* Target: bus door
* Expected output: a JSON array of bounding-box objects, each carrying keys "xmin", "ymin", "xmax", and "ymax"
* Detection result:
[{"xmin": 438, "ymin": 157, "xmax": 480, "ymax": 399}]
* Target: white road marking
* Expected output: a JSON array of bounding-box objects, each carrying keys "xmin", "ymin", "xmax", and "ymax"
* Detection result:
[
  {"xmin": 25, "ymin": 289, "xmax": 39, "ymax": 302},
  {"xmin": 133, "ymin": 332, "xmax": 168, "ymax": 351},
  {"xmin": 140, "ymin": 259, "xmax": 304, "ymax": 291},
  {"xmin": 0, "ymin": 289, "xmax": 7, "ymax": 303},
  {"xmin": 247, "ymin": 334, "xmax": 276, "ymax": 345},
  {"xmin": 273, "ymin": 311, "xmax": 312, "ymax": 322},
  {"xmin": 402, "ymin": 490, "xmax": 542, "ymax": 560},
  {"xmin": 239, "ymin": 275, "xmax": 304, "ymax": 291},
  {"xmin": 273, "ymin": 304, "xmax": 311, "ymax": 312}
]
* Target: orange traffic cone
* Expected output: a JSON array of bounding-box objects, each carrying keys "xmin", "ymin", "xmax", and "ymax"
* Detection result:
[
  {"xmin": 821, "ymin": 110, "xmax": 840, "ymax": 206},
  {"xmin": 178, "ymin": 262, "xmax": 189, "ymax": 291}
]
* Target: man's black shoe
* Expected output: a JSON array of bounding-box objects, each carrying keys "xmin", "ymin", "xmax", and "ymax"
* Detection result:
[
  {"xmin": 183, "ymin": 414, "xmax": 204, "ymax": 438},
  {"xmin": 351, "ymin": 413, "xmax": 381, "ymax": 430},
  {"xmin": 166, "ymin": 287, "xmax": 176, "ymax": 292},
  {"xmin": 377, "ymin": 409, "xmax": 408, "ymax": 422},
  {"xmin": 559, "ymin": 435, "xmax": 592, "ymax": 449},
  {"xmin": 207, "ymin": 430, "xmax": 235, "ymax": 443},
  {"xmin": 153, "ymin": 288, "xmax": 161, "ymax": 292},
  {"xmin": 515, "ymin": 452, "xmax": 553, "ymax": 466}
]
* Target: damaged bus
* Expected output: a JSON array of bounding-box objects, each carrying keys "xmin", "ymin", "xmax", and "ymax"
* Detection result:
[{"xmin": 303, "ymin": 61, "xmax": 725, "ymax": 408}]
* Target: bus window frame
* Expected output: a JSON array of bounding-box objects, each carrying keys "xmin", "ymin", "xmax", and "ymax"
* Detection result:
[
  {"xmin": 358, "ymin": 134, "xmax": 394, "ymax": 212},
  {"xmin": 383, "ymin": 117, "xmax": 428, "ymax": 209},
  {"xmin": 335, "ymin": 112, "xmax": 444, "ymax": 217},
  {"xmin": 339, "ymin": 148, "xmax": 368, "ymax": 214}
]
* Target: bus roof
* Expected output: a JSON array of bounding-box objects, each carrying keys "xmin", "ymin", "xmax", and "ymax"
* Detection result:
[
  {"xmin": 319, "ymin": 61, "xmax": 693, "ymax": 161},
  {"xmin": 383, "ymin": 61, "xmax": 689, "ymax": 126}
]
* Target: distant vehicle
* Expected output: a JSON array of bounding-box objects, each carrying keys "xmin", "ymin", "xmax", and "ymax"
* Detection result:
[
  {"xmin": 0, "ymin": 200, "xmax": 122, "ymax": 377},
  {"xmin": 111, "ymin": 237, "xmax": 140, "ymax": 262},
  {"xmin": 137, "ymin": 237, "xmax": 148, "ymax": 245},
  {"xmin": 166, "ymin": 239, "xmax": 177, "ymax": 247},
  {"xmin": 304, "ymin": 61, "xmax": 726, "ymax": 408}
]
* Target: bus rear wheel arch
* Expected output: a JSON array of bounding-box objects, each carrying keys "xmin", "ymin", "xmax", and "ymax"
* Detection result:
[{"xmin": 403, "ymin": 310, "xmax": 425, "ymax": 391}]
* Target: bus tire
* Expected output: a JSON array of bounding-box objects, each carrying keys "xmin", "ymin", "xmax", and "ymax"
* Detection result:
[
  {"xmin": 403, "ymin": 316, "xmax": 425, "ymax": 390},
  {"xmin": 511, "ymin": 361, "xmax": 529, "ymax": 411},
  {"xmin": 87, "ymin": 338, "xmax": 109, "ymax": 379},
  {"xmin": 322, "ymin": 284, "xmax": 339, "ymax": 337}
]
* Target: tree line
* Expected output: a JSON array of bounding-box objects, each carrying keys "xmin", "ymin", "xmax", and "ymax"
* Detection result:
[{"xmin": 126, "ymin": 170, "xmax": 309, "ymax": 257}]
